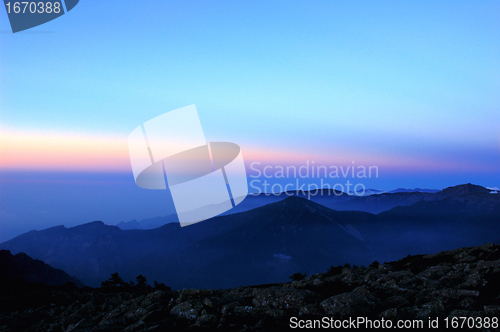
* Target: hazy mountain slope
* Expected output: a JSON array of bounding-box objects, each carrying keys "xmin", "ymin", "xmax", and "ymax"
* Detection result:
[
  {"xmin": 0, "ymin": 215, "xmax": 255, "ymax": 288},
  {"xmin": 148, "ymin": 197, "xmax": 375, "ymax": 289},
  {"xmin": 324, "ymin": 183, "xmax": 496, "ymax": 214},
  {"xmin": 350, "ymin": 185, "xmax": 500, "ymax": 262},
  {"xmin": 0, "ymin": 197, "xmax": 373, "ymax": 289}
]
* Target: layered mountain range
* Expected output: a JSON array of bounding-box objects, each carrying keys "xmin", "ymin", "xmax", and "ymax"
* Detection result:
[
  {"xmin": 1, "ymin": 184, "xmax": 499, "ymax": 290},
  {"xmin": 115, "ymin": 184, "xmax": 486, "ymax": 229}
]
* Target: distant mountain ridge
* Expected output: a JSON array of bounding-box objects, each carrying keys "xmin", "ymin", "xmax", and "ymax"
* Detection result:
[
  {"xmin": 117, "ymin": 183, "xmax": 495, "ymax": 230},
  {"xmin": 311, "ymin": 183, "xmax": 497, "ymax": 214},
  {"xmin": 1, "ymin": 183, "xmax": 499, "ymax": 290},
  {"xmin": 114, "ymin": 186, "xmax": 442, "ymax": 230},
  {"xmin": 388, "ymin": 188, "xmax": 440, "ymax": 193},
  {"xmin": 116, "ymin": 214, "xmax": 179, "ymax": 230}
]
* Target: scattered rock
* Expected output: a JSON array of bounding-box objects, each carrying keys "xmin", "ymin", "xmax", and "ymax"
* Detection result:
[{"xmin": 1, "ymin": 243, "xmax": 500, "ymax": 331}]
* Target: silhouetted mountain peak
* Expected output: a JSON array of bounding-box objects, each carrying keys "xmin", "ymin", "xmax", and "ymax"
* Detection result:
[
  {"xmin": 71, "ymin": 220, "xmax": 120, "ymax": 232},
  {"xmin": 281, "ymin": 195, "xmax": 310, "ymax": 204},
  {"xmin": 279, "ymin": 195, "xmax": 329, "ymax": 206},
  {"xmin": 80, "ymin": 220, "xmax": 106, "ymax": 227},
  {"xmin": 250, "ymin": 196, "xmax": 368, "ymax": 238},
  {"xmin": 439, "ymin": 183, "xmax": 490, "ymax": 197},
  {"xmin": 269, "ymin": 196, "xmax": 333, "ymax": 219}
]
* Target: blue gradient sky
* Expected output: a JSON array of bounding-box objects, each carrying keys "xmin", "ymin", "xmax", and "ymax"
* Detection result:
[{"xmin": 0, "ymin": 1, "xmax": 499, "ymax": 241}]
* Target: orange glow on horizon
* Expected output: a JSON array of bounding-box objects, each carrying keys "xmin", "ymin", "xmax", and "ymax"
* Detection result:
[
  {"xmin": 0, "ymin": 128, "xmax": 494, "ymax": 174},
  {"xmin": 0, "ymin": 128, "xmax": 131, "ymax": 172}
]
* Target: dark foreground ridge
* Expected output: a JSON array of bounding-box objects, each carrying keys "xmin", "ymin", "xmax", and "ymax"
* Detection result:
[
  {"xmin": 0, "ymin": 249, "xmax": 83, "ymax": 287},
  {"xmin": 2, "ymin": 243, "xmax": 500, "ymax": 331}
]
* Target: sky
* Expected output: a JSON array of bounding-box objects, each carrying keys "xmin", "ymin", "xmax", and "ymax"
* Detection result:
[{"xmin": 0, "ymin": 0, "xmax": 499, "ymax": 241}]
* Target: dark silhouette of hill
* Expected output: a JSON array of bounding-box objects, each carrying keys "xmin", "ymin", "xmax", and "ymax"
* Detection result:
[
  {"xmin": 0, "ymin": 249, "xmax": 83, "ymax": 287},
  {"xmin": 1, "ymin": 243, "xmax": 499, "ymax": 331}
]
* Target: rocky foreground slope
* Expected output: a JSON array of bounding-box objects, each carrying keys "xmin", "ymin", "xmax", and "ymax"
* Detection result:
[{"xmin": 2, "ymin": 243, "xmax": 500, "ymax": 331}]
